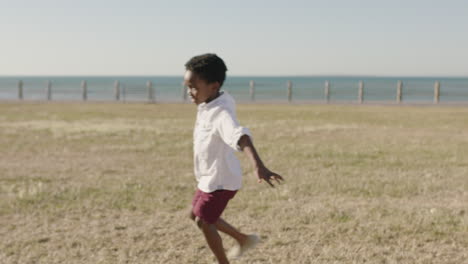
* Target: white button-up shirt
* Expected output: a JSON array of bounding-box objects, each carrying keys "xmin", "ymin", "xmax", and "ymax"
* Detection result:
[{"xmin": 193, "ymin": 91, "xmax": 251, "ymax": 193}]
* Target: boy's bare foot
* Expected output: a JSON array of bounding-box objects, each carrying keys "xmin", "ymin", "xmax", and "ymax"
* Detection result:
[{"xmin": 227, "ymin": 234, "xmax": 260, "ymax": 259}]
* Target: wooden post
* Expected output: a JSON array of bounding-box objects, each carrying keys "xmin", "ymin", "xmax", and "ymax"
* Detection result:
[
  {"xmin": 18, "ymin": 80, "xmax": 23, "ymax": 100},
  {"xmin": 147, "ymin": 81, "xmax": 154, "ymax": 103},
  {"xmin": 114, "ymin": 81, "xmax": 120, "ymax": 101},
  {"xmin": 250, "ymin": 80, "xmax": 255, "ymax": 101},
  {"xmin": 46, "ymin": 80, "xmax": 52, "ymax": 101},
  {"xmin": 358, "ymin": 81, "xmax": 364, "ymax": 104},
  {"xmin": 325, "ymin": 81, "xmax": 330, "ymax": 103},
  {"xmin": 287, "ymin": 80, "xmax": 292, "ymax": 102},
  {"xmin": 397, "ymin": 80, "xmax": 403, "ymax": 103},
  {"xmin": 81, "ymin": 80, "xmax": 87, "ymax": 101},
  {"xmin": 122, "ymin": 83, "xmax": 126, "ymax": 103},
  {"xmin": 434, "ymin": 81, "xmax": 440, "ymax": 104}
]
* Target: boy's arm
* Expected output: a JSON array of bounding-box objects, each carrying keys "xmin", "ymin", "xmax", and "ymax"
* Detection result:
[{"xmin": 238, "ymin": 135, "xmax": 284, "ymax": 187}]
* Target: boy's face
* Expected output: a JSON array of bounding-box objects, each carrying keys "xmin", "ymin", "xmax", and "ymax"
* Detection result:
[{"xmin": 183, "ymin": 70, "xmax": 220, "ymax": 105}]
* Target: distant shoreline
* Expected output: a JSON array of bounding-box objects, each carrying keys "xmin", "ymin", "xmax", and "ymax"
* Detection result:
[{"xmin": 2, "ymin": 76, "xmax": 467, "ymax": 103}]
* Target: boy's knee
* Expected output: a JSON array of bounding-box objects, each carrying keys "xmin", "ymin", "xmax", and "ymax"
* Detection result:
[
  {"xmin": 194, "ymin": 217, "xmax": 203, "ymax": 228},
  {"xmin": 195, "ymin": 217, "xmax": 213, "ymax": 229},
  {"xmin": 189, "ymin": 210, "xmax": 196, "ymax": 221}
]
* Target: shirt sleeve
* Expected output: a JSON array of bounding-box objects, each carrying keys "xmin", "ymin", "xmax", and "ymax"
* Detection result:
[{"xmin": 216, "ymin": 110, "xmax": 252, "ymax": 152}]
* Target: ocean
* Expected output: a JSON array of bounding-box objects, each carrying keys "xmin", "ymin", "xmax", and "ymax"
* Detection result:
[{"xmin": 1, "ymin": 76, "xmax": 468, "ymax": 103}]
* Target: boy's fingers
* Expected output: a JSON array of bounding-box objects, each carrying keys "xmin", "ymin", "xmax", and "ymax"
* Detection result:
[
  {"xmin": 264, "ymin": 177, "xmax": 275, "ymax": 188},
  {"xmin": 271, "ymin": 174, "xmax": 283, "ymax": 184},
  {"xmin": 258, "ymin": 175, "xmax": 279, "ymax": 187},
  {"xmin": 274, "ymin": 177, "xmax": 282, "ymax": 185}
]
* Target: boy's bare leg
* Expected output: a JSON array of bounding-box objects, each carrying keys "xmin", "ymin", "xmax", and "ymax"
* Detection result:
[
  {"xmin": 189, "ymin": 211, "xmax": 229, "ymax": 263},
  {"xmin": 215, "ymin": 218, "xmax": 248, "ymax": 244},
  {"xmin": 199, "ymin": 220, "xmax": 230, "ymax": 264},
  {"xmin": 216, "ymin": 217, "xmax": 260, "ymax": 259}
]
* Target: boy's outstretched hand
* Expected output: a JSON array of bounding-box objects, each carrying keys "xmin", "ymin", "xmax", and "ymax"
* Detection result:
[
  {"xmin": 255, "ymin": 165, "xmax": 284, "ymax": 187},
  {"xmin": 238, "ymin": 135, "xmax": 284, "ymax": 188}
]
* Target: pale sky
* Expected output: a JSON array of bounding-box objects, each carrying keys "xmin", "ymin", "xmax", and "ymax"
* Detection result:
[{"xmin": 1, "ymin": 0, "xmax": 467, "ymax": 76}]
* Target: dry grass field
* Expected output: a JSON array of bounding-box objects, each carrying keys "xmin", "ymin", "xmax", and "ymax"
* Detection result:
[{"xmin": 0, "ymin": 102, "xmax": 467, "ymax": 264}]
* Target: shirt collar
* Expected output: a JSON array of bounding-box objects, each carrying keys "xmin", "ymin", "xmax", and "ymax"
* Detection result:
[{"xmin": 198, "ymin": 91, "xmax": 225, "ymax": 111}]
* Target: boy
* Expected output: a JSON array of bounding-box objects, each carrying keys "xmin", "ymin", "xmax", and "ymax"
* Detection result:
[{"xmin": 184, "ymin": 53, "xmax": 284, "ymax": 264}]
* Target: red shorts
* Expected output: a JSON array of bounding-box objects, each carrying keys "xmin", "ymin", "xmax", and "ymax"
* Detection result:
[{"xmin": 191, "ymin": 189, "xmax": 237, "ymax": 224}]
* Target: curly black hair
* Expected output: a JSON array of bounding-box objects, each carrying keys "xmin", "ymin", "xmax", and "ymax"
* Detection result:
[{"xmin": 185, "ymin": 53, "xmax": 228, "ymax": 86}]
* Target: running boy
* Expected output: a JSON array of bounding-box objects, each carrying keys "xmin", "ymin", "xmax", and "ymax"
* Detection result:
[{"xmin": 184, "ymin": 53, "xmax": 284, "ymax": 264}]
